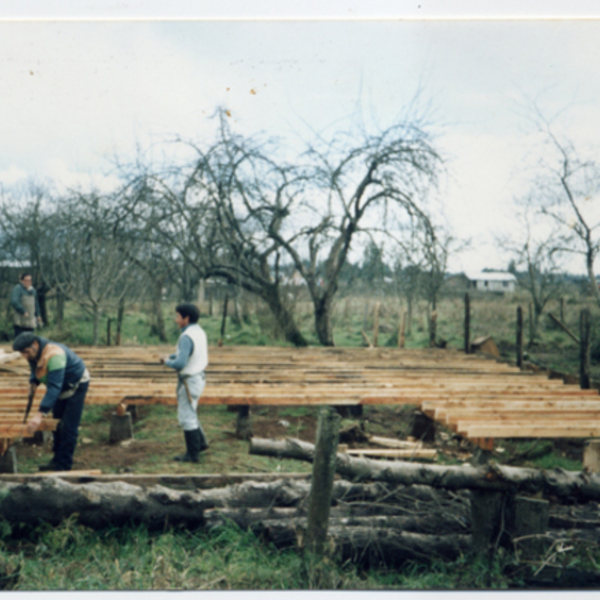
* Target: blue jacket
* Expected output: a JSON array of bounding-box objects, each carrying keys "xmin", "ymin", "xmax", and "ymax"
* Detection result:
[{"xmin": 28, "ymin": 337, "xmax": 87, "ymax": 413}]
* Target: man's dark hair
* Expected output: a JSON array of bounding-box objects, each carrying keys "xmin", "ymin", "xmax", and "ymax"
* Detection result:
[
  {"xmin": 175, "ymin": 303, "xmax": 200, "ymax": 324},
  {"xmin": 20, "ymin": 273, "xmax": 32, "ymax": 281},
  {"xmin": 13, "ymin": 332, "xmax": 37, "ymax": 351}
]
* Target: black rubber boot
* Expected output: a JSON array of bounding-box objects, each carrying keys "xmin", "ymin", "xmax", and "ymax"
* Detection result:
[
  {"xmin": 174, "ymin": 430, "xmax": 199, "ymax": 463},
  {"xmin": 38, "ymin": 461, "xmax": 68, "ymax": 472},
  {"xmin": 197, "ymin": 428, "xmax": 209, "ymax": 453}
]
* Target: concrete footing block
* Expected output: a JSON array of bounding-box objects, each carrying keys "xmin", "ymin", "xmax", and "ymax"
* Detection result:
[
  {"xmin": 0, "ymin": 447, "xmax": 18, "ymax": 473},
  {"xmin": 109, "ymin": 412, "xmax": 133, "ymax": 444}
]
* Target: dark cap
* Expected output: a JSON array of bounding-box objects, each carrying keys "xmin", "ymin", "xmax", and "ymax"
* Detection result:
[{"xmin": 12, "ymin": 332, "xmax": 37, "ymax": 352}]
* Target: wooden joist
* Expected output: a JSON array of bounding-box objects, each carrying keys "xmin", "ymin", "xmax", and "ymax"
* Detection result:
[{"xmin": 1, "ymin": 344, "xmax": 598, "ymax": 445}]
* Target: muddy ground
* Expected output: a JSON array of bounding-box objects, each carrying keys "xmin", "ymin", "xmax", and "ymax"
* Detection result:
[{"xmin": 11, "ymin": 400, "xmax": 585, "ymax": 476}]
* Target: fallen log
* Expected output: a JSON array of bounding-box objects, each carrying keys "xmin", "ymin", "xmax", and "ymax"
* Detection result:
[
  {"xmin": 254, "ymin": 519, "xmax": 471, "ymax": 566},
  {"xmin": 0, "ymin": 472, "xmax": 311, "ymax": 489},
  {"xmin": 204, "ymin": 506, "xmax": 469, "ymax": 535},
  {"xmin": 0, "ymin": 477, "xmax": 317, "ymax": 529},
  {"xmin": 249, "ymin": 437, "xmax": 600, "ymax": 502},
  {"xmin": 0, "ymin": 476, "xmax": 461, "ymax": 529}
]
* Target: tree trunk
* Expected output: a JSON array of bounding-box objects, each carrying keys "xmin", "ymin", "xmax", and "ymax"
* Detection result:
[
  {"xmin": 115, "ymin": 296, "xmax": 125, "ymax": 346},
  {"xmin": 314, "ymin": 295, "xmax": 334, "ymax": 346},
  {"xmin": 55, "ymin": 289, "xmax": 65, "ymax": 330},
  {"xmin": 37, "ymin": 283, "xmax": 49, "ymax": 326},
  {"xmin": 151, "ymin": 280, "xmax": 167, "ymax": 342},
  {"xmin": 587, "ymin": 250, "xmax": 600, "ymax": 308},
  {"xmin": 249, "ymin": 437, "xmax": 600, "ymax": 502},
  {"xmin": 262, "ymin": 284, "xmax": 307, "ymax": 347},
  {"xmin": 580, "ymin": 309, "xmax": 592, "ymax": 390},
  {"xmin": 92, "ymin": 304, "xmax": 100, "ymax": 346}
]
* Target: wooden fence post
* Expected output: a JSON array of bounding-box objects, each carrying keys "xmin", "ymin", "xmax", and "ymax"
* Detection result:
[
  {"xmin": 372, "ymin": 302, "xmax": 381, "ymax": 348},
  {"xmin": 580, "ymin": 308, "xmax": 591, "ymax": 390},
  {"xmin": 106, "ymin": 318, "xmax": 112, "ymax": 347},
  {"xmin": 398, "ymin": 310, "xmax": 406, "ymax": 348},
  {"xmin": 470, "ymin": 489, "xmax": 506, "ymax": 557},
  {"xmin": 528, "ymin": 303, "xmax": 534, "ymax": 347},
  {"xmin": 516, "ymin": 306, "xmax": 524, "ymax": 369},
  {"xmin": 217, "ymin": 292, "xmax": 229, "ymax": 347},
  {"xmin": 560, "ymin": 296, "xmax": 565, "ymax": 323},
  {"xmin": 305, "ymin": 407, "xmax": 341, "ymax": 557},
  {"xmin": 464, "ymin": 293, "xmax": 470, "ymax": 354}
]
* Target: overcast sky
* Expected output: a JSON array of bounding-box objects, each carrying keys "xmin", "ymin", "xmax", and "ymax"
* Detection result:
[{"xmin": 1, "ymin": 2, "xmax": 599, "ymax": 274}]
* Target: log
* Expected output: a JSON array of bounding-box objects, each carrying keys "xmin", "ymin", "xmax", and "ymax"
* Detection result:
[
  {"xmin": 0, "ymin": 477, "xmax": 321, "ymax": 529},
  {"xmin": 0, "ymin": 472, "xmax": 311, "ymax": 489},
  {"xmin": 249, "ymin": 437, "xmax": 600, "ymax": 502},
  {"xmin": 204, "ymin": 506, "xmax": 469, "ymax": 535},
  {"xmin": 0, "ymin": 476, "xmax": 460, "ymax": 529},
  {"xmin": 253, "ymin": 520, "xmax": 471, "ymax": 566}
]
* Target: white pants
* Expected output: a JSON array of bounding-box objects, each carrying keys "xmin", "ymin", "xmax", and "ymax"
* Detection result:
[{"xmin": 177, "ymin": 372, "xmax": 206, "ymax": 431}]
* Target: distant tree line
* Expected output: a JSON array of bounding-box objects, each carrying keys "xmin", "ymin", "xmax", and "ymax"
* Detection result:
[
  {"xmin": 0, "ymin": 109, "xmax": 451, "ymax": 346},
  {"xmin": 1, "ymin": 105, "xmax": 598, "ymax": 347}
]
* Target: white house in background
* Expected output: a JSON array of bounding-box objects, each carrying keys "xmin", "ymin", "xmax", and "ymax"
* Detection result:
[{"xmin": 465, "ymin": 271, "xmax": 517, "ymax": 293}]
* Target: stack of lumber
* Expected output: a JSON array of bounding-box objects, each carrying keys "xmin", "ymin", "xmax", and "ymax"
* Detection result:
[
  {"xmin": 0, "ymin": 350, "xmax": 59, "ymax": 454},
  {"xmin": 1, "ymin": 345, "xmax": 599, "ymax": 449}
]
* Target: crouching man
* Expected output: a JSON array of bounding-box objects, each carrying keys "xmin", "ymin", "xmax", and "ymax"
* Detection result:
[
  {"xmin": 160, "ymin": 303, "xmax": 209, "ymax": 463},
  {"xmin": 13, "ymin": 332, "xmax": 90, "ymax": 472}
]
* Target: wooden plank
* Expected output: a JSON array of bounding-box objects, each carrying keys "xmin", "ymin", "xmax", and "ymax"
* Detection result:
[
  {"xmin": 367, "ymin": 435, "xmax": 421, "ymax": 449},
  {"xmin": 463, "ymin": 424, "xmax": 600, "ymax": 438},
  {"xmin": 2, "ymin": 344, "xmax": 597, "ymax": 445},
  {"xmin": 0, "ymin": 351, "xmax": 20, "ymax": 365}
]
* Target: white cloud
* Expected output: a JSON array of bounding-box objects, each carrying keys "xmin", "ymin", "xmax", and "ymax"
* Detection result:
[{"xmin": 0, "ymin": 165, "xmax": 28, "ymax": 186}]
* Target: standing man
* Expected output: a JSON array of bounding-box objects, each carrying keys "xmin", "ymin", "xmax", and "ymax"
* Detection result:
[
  {"xmin": 10, "ymin": 273, "xmax": 43, "ymax": 339},
  {"xmin": 160, "ymin": 303, "xmax": 209, "ymax": 463},
  {"xmin": 13, "ymin": 332, "xmax": 90, "ymax": 472}
]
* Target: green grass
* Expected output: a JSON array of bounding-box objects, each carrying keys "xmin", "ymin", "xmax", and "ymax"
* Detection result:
[
  {"xmin": 1, "ymin": 292, "xmax": 599, "ymax": 590},
  {"xmin": 531, "ymin": 453, "xmax": 582, "ymax": 471},
  {"xmin": 0, "ymin": 517, "xmax": 533, "ymax": 591}
]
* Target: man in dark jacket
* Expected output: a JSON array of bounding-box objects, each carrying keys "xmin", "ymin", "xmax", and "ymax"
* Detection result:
[
  {"xmin": 10, "ymin": 273, "xmax": 43, "ymax": 339},
  {"xmin": 13, "ymin": 332, "xmax": 90, "ymax": 472}
]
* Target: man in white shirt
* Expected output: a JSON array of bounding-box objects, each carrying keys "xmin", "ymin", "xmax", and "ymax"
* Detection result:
[{"xmin": 160, "ymin": 303, "xmax": 209, "ymax": 462}]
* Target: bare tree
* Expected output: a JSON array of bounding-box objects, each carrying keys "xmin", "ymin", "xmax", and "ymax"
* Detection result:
[
  {"xmin": 43, "ymin": 192, "xmax": 137, "ymax": 345},
  {"xmin": 126, "ymin": 120, "xmax": 309, "ymax": 346},
  {"xmin": 499, "ymin": 196, "xmax": 565, "ymax": 341},
  {"xmin": 122, "ymin": 110, "xmax": 441, "ymax": 347},
  {"xmin": 527, "ymin": 109, "xmax": 600, "ymax": 306},
  {"xmin": 0, "ymin": 181, "xmax": 55, "ymax": 324},
  {"xmin": 271, "ymin": 121, "xmax": 441, "ymax": 345},
  {"xmin": 392, "ymin": 218, "xmax": 459, "ymax": 340}
]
